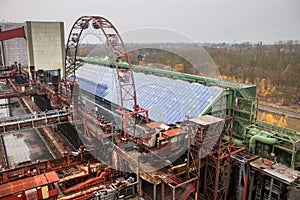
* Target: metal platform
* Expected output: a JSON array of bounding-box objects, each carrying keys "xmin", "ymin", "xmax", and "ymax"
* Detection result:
[{"xmin": 0, "ymin": 109, "xmax": 72, "ymax": 133}]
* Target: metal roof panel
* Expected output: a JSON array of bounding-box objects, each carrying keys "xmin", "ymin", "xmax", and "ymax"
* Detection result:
[{"xmin": 77, "ymin": 63, "xmax": 223, "ymax": 124}]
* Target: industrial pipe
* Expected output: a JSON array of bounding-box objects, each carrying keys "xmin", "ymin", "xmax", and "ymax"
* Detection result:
[
  {"xmin": 243, "ymin": 172, "xmax": 249, "ymax": 200},
  {"xmin": 249, "ymin": 135, "xmax": 277, "ymax": 152},
  {"xmin": 223, "ymin": 135, "xmax": 243, "ymax": 146},
  {"xmin": 219, "ymin": 147, "xmax": 246, "ymax": 159}
]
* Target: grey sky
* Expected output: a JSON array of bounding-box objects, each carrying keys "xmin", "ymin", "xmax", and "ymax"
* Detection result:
[{"xmin": 1, "ymin": 0, "xmax": 299, "ymax": 43}]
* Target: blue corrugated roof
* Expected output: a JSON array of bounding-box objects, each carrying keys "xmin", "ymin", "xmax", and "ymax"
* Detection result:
[{"xmin": 76, "ymin": 63, "xmax": 223, "ymax": 124}]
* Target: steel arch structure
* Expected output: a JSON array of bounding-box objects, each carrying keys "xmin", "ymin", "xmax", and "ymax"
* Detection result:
[{"xmin": 65, "ymin": 16, "xmax": 148, "ymax": 139}]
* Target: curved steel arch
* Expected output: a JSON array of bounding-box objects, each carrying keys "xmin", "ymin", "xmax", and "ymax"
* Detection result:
[{"xmin": 65, "ymin": 16, "xmax": 148, "ymax": 139}]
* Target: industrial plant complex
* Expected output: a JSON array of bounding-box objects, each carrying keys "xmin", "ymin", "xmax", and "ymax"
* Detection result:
[{"xmin": 0, "ymin": 16, "xmax": 299, "ymax": 200}]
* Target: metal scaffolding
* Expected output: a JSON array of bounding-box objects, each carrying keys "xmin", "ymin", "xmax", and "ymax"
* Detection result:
[
  {"xmin": 203, "ymin": 122, "xmax": 232, "ymax": 200},
  {"xmin": 187, "ymin": 115, "xmax": 232, "ymax": 200}
]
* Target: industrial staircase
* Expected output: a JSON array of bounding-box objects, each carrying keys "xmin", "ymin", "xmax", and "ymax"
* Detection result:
[
  {"xmin": 176, "ymin": 182, "xmax": 196, "ymax": 200},
  {"xmin": 167, "ymin": 176, "xmax": 196, "ymax": 200}
]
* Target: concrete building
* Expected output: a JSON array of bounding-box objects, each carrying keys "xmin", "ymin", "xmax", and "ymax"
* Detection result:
[{"xmin": 25, "ymin": 21, "xmax": 65, "ymax": 79}]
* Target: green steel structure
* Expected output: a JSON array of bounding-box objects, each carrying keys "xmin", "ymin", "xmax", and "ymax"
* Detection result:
[{"xmin": 77, "ymin": 57, "xmax": 300, "ymax": 170}]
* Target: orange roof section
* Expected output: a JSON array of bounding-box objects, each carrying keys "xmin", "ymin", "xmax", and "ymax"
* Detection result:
[
  {"xmin": 163, "ymin": 128, "xmax": 186, "ymax": 138},
  {"xmin": 0, "ymin": 171, "xmax": 59, "ymax": 198}
]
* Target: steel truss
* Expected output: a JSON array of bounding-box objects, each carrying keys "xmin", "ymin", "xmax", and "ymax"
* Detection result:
[{"xmin": 65, "ymin": 16, "xmax": 148, "ymax": 140}]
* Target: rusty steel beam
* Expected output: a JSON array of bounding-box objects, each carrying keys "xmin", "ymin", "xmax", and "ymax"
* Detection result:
[
  {"xmin": 7, "ymin": 78, "xmax": 18, "ymax": 92},
  {"xmin": 0, "ymin": 27, "xmax": 26, "ymax": 41},
  {"xmin": 36, "ymin": 81, "xmax": 74, "ymax": 106},
  {"xmin": 0, "ymin": 74, "xmax": 17, "ymax": 79},
  {"xmin": 2, "ymin": 79, "xmax": 74, "ymax": 106},
  {"xmin": 63, "ymin": 169, "xmax": 110, "ymax": 194},
  {"xmin": 10, "ymin": 82, "xmax": 38, "ymax": 87},
  {"xmin": 220, "ymin": 147, "xmax": 246, "ymax": 160},
  {"xmin": 0, "ymin": 67, "xmax": 15, "ymax": 72},
  {"xmin": 0, "ymin": 68, "xmax": 28, "ymax": 79},
  {"xmin": 0, "ymin": 79, "xmax": 42, "ymax": 99},
  {"xmin": 0, "ymin": 91, "xmax": 40, "ymax": 99}
]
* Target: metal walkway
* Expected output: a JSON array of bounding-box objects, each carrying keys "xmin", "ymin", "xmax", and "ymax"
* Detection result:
[{"xmin": 0, "ymin": 109, "xmax": 72, "ymax": 133}]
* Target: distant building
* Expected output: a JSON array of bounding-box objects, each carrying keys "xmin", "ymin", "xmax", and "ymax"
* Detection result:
[
  {"xmin": 0, "ymin": 22, "xmax": 28, "ymax": 67},
  {"xmin": 0, "ymin": 21, "xmax": 65, "ymax": 80},
  {"xmin": 25, "ymin": 21, "xmax": 65, "ymax": 79}
]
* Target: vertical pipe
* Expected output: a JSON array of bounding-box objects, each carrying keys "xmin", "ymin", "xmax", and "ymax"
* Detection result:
[
  {"xmin": 161, "ymin": 182, "xmax": 165, "ymax": 200},
  {"xmin": 137, "ymin": 140, "xmax": 142, "ymax": 197},
  {"xmin": 195, "ymin": 127, "xmax": 202, "ymax": 200},
  {"xmin": 0, "ymin": 25, "xmax": 6, "ymax": 67},
  {"xmin": 291, "ymin": 142, "xmax": 295, "ymax": 169},
  {"xmin": 153, "ymin": 184, "xmax": 157, "ymax": 200},
  {"xmin": 172, "ymin": 187, "xmax": 175, "ymax": 200},
  {"xmin": 138, "ymin": 176, "xmax": 142, "ymax": 196},
  {"xmin": 243, "ymin": 172, "xmax": 249, "ymax": 200},
  {"xmin": 7, "ymin": 98, "xmax": 11, "ymax": 117},
  {"xmin": 247, "ymin": 171, "xmax": 254, "ymax": 200},
  {"xmin": 0, "ymin": 40, "xmax": 6, "ymax": 67},
  {"xmin": 195, "ymin": 180, "xmax": 199, "ymax": 200}
]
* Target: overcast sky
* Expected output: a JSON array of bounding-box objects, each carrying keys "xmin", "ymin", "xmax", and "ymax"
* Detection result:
[{"xmin": 1, "ymin": 0, "xmax": 299, "ymax": 43}]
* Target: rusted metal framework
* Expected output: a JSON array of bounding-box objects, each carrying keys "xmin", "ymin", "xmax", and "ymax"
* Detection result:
[
  {"xmin": 0, "ymin": 65, "xmax": 74, "ymax": 108},
  {"xmin": 0, "ymin": 149, "xmax": 138, "ymax": 200},
  {"xmin": 65, "ymin": 15, "xmax": 148, "ymax": 141},
  {"xmin": 185, "ymin": 118, "xmax": 206, "ymax": 199},
  {"xmin": 0, "ymin": 149, "xmax": 88, "ymax": 184},
  {"xmin": 186, "ymin": 115, "xmax": 232, "ymax": 200},
  {"xmin": 202, "ymin": 116, "xmax": 232, "ymax": 200}
]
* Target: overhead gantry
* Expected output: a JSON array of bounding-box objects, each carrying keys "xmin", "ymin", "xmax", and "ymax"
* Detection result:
[{"xmin": 65, "ymin": 16, "xmax": 148, "ymax": 140}]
